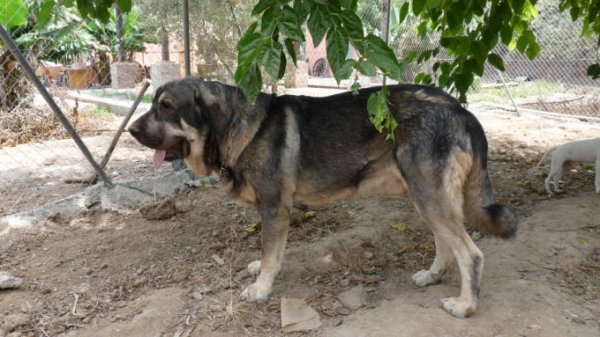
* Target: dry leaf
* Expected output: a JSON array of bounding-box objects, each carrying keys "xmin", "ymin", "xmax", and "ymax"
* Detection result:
[{"xmin": 390, "ymin": 223, "xmax": 408, "ymax": 232}]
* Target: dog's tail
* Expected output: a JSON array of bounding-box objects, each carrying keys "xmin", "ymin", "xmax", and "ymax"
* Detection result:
[
  {"xmin": 463, "ymin": 123, "xmax": 517, "ymax": 239},
  {"xmin": 535, "ymin": 146, "xmax": 557, "ymax": 168}
]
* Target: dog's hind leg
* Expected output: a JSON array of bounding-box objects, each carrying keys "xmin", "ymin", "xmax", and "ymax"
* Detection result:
[
  {"xmin": 240, "ymin": 203, "xmax": 291, "ymax": 302},
  {"xmin": 407, "ymin": 151, "xmax": 483, "ymax": 318},
  {"xmin": 412, "ymin": 192, "xmax": 483, "ymax": 318},
  {"xmin": 412, "ymin": 232, "xmax": 454, "ymax": 287}
]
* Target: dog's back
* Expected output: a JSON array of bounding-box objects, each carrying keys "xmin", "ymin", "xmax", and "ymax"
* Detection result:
[{"xmin": 270, "ymin": 84, "xmax": 516, "ymax": 238}]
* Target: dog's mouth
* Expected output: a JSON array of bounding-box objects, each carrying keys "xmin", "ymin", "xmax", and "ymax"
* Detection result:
[{"xmin": 153, "ymin": 140, "xmax": 189, "ymax": 168}]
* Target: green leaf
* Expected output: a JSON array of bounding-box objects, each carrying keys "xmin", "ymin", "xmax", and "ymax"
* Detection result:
[
  {"xmin": 516, "ymin": 35, "xmax": 528, "ymax": 53},
  {"xmin": 340, "ymin": 10, "xmax": 364, "ymax": 53},
  {"xmin": 252, "ymin": 0, "xmax": 278, "ymax": 16},
  {"xmin": 367, "ymin": 86, "xmax": 396, "ymax": 139},
  {"xmin": 412, "ymin": 0, "xmax": 427, "ymax": 15},
  {"xmin": 278, "ymin": 52, "xmax": 287, "ymax": 79},
  {"xmin": 525, "ymin": 41, "xmax": 540, "ymax": 60},
  {"xmin": 280, "ymin": 5, "xmax": 305, "ymax": 41},
  {"xmin": 326, "ymin": 29, "xmax": 348, "ymax": 83},
  {"xmin": 284, "ymin": 38, "xmax": 297, "ymax": 66},
  {"xmin": 116, "ymin": 0, "xmax": 131, "ymax": 12},
  {"xmin": 340, "ymin": 0, "xmax": 358, "ymax": 11},
  {"xmin": 35, "ymin": 0, "xmax": 55, "ymax": 29},
  {"xmin": 500, "ymin": 25, "xmax": 513, "ymax": 45},
  {"xmin": 1, "ymin": 0, "xmax": 28, "ymax": 29},
  {"xmin": 258, "ymin": 42, "xmax": 283, "ymax": 79},
  {"xmin": 235, "ymin": 62, "xmax": 262, "ymax": 103},
  {"xmin": 336, "ymin": 59, "xmax": 356, "ymax": 81},
  {"xmin": 237, "ymin": 30, "xmax": 262, "ymax": 69},
  {"xmin": 511, "ymin": 0, "xmax": 525, "ymax": 15},
  {"xmin": 454, "ymin": 70, "xmax": 474, "ymax": 97},
  {"xmin": 356, "ymin": 59, "xmax": 377, "ymax": 77},
  {"xmin": 487, "ymin": 53, "xmax": 506, "ymax": 71},
  {"xmin": 471, "ymin": 41, "xmax": 488, "ymax": 62},
  {"xmin": 260, "ymin": 6, "xmax": 279, "ymax": 34},
  {"xmin": 364, "ymin": 34, "xmax": 401, "ymax": 80},
  {"xmin": 464, "ymin": 58, "xmax": 484, "ymax": 77},
  {"xmin": 307, "ymin": 5, "xmax": 330, "ymax": 47},
  {"xmin": 570, "ymin": 6, "xmax": 580, "ymax": 21},
  {"xmin": 398, "ymin": 3, "xmax": 410, "ymax": 22},
  {"xmin": 587, "ymin": 64, "xmax": 600, "ymax": 79}
]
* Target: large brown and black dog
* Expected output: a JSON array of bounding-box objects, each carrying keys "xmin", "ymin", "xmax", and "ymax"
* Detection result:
[{"xmin": 128, "ymin": 78, "xmax": 517, "ymax": 318}]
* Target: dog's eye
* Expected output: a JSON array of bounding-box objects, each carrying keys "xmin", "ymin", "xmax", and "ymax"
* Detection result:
[{"xmin": 160, "ymin": 100, "xmax": 174, "ymax": 114}]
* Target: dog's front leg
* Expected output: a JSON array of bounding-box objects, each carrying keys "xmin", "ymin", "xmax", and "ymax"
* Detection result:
[{"xmin": 240, "ymin": 203, "xmax": 291, "ymax": 302}]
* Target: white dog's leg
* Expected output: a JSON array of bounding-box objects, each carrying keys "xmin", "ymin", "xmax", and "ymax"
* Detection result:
[
  {"xmin": 595, "ymin": 151, "xmax": 600, "ymax": 194},
  {"xmin": 413, "ymin": 233, "xmax": 454, "ymax": 286}
]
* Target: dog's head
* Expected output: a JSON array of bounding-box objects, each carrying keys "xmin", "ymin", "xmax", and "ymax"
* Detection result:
[{"xmin": 128, "ymin": 78, "xmax": 235, "ymax": 175}]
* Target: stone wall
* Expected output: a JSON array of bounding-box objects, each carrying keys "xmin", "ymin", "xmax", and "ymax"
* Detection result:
[
  {"xmin": 150, "ymin": 61, "xmax": 181, "ymax": 89},
  {"xmin": 110, "ymin": 62, "xmax": 138, "ymax": 89}
]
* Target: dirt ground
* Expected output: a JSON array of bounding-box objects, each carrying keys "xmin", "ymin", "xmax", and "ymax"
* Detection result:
[{"xmin": 1, "ymin": 103, "xmax": 600, "ymax": 337}]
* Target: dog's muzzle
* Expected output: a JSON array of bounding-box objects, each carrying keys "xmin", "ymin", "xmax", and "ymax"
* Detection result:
[{"xmin": 128, "ymin": 123, "xmax": 189, "ymax": 168}]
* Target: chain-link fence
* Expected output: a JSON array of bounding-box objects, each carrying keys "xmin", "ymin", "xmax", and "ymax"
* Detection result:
[
  {"xmin": 305, "ymin": 0, "xmax": 600, "ymax": 119},
  {"xmin": 2, "ymin": 0, "xmax": 600, "ymax": 219}
]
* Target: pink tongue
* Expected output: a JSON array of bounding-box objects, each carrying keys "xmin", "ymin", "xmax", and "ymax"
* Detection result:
[{"xmin": 153, "ymin": 149, "xmax": 167, "ymax": 169}]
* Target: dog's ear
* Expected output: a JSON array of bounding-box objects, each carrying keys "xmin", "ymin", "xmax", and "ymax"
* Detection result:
[{"xmin": 195, "ymin": 84, "xmax": 233, "ymax": 136}]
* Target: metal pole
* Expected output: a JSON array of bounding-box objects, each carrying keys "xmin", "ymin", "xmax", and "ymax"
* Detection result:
[
  {"xmin": 0, "ymin": 24, "xmax": 114, "ymax": 188},
  {"xmin": 183, "ymin": 0, "xmax": 191, "ymax": 76},
  {"xmin": 381, "ymin": 0, "xmax": 391, "ymax": 85},
  {"xmin": 496, "ymin": 69, "xmax": 520, "ymax": 117}
]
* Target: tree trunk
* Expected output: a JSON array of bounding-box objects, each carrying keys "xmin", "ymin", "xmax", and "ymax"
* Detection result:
[
  {"xmin": 161, "ymin": 26, "xmax": 170, "ymax": 62},
  {"xmin": 115, "ymin": 5, "xmax": 125, "ymax": 62}
]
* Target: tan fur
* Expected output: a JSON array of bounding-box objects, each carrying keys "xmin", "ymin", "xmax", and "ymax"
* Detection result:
[{"xmin": 181, "ymin": 120, "xmax": 211, "ymax": 176}]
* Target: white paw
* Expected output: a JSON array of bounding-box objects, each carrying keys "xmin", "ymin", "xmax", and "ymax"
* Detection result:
[
  {"xmin": 247, "ymin": 260, "xmax": 261, "ymax": 275},
  {"xmin": 240, "ymin": 280, "xmax": 272, "ymax": 302},
  {"xmin": 412, "ymin": 270, "xmax": 440, "ymax": 287},
  {"xmin": 440, "ymin": 297, "xmax": 476, "ymax": 318}
]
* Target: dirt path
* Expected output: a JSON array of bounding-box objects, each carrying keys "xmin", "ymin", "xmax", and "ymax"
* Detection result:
[{"xmin": 1, "ymin": 108, "xmax": 600, "ymax": 337}]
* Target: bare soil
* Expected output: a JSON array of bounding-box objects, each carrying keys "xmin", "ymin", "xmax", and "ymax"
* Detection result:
[{"xmin": 1, "ymin": 107, "xmax": 600, "ymax": 337}]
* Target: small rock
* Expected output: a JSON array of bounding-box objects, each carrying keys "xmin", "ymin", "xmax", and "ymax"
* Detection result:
[
  {"xmin": 336, "ymin": 307, "xmax": 351, "ymax": 315},
  {"xmin": 211, "ymin": 254, "xmax": 225, "ymax": 266},
  {"xmin": 139, "ymin": 199, "xmax": 178, "ymax": 220},
  {"xmin": 172, "ymin": 270, "xmax": 188, "ymax": 283},
  {"xmin": 190, "ymin": 292, "xmax": 204, "ymax": 300},
  {"xmin": 3, "ymin": 313, "xmax": 29, "ymax": 331},
  {"xmin": 337, "ymin": 285, "xmax": 366, "ymax": 310},
  {"xmin": 133, "ymin": 276, "xmax": 149, "ymax": 287},
  {"xmin": 0, "ymin": 271, "xmax": 23, "ymax": 290}
]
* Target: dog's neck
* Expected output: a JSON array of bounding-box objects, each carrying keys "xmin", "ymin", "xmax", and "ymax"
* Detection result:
[{"xmin": 205, "ymin": 93, "xmax": 274, "ymax": 176}]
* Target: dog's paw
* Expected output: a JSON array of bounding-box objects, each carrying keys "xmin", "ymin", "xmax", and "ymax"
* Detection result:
[
  {"xmin": 240, "ymin": 280, "xmax": 272, "ymax": 302},
  {"xmin": 440, "ymin": 297, "xmax": 476, "ymax": 318},
  {"xmin": 412, "ymin": 270, "xmax": 441, "ymax": 287},
  {"xmin": 247, "ymin": 260, "xmax": 261, "ymax": 275}
]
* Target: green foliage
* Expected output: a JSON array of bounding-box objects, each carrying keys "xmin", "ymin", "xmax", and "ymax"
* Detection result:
[
  {"xmin": 1, "ymin": 0, "xmax": 28, "ymax": 29},
  {"xmin": 237, "ymin": 0, "xmax": 401, "ymax": 137},
  {"xmin": 65, "ymin": 0, "xmax": 132, "ymax": 23},
  {"xmin": 237, "ymin": 0, "xmax": 401, "ymax": 103},
  {"xmin": 367, "ymin": 85, "xmax": 397, "ymax": 139}
]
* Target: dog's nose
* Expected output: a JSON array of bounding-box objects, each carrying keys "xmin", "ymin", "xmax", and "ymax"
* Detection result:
[{"xmin": 128, "ymin": 123, "xmax": 140, "ymax": 135}]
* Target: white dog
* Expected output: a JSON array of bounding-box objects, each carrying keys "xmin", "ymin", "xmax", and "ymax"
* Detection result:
[{"xmin": 537, "ymin": 137, "xmax": 600, "ymax": 194}]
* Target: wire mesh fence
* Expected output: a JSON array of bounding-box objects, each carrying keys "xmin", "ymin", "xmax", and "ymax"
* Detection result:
[
  {"xmin": 304, "ymin": 0, "xmax": 600, "ymax": 119},
  {"xmin": 2, "ymin": 0, "xmax": 600, "ymax": 218}
]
